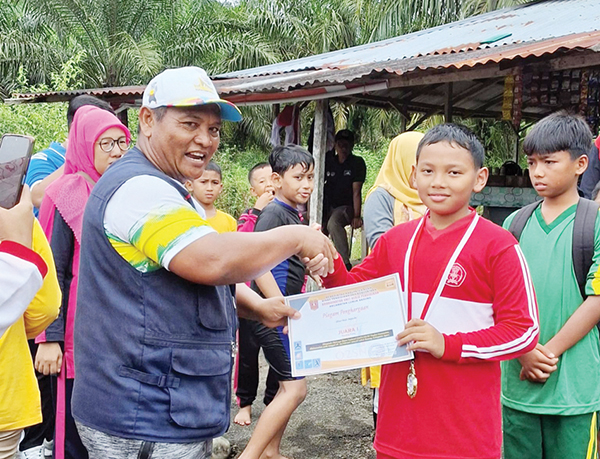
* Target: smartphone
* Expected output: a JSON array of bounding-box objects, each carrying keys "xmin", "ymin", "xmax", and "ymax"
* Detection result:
[{"xmin": 0, "ymin": 134, "xmax": 35, "ymax": 208}]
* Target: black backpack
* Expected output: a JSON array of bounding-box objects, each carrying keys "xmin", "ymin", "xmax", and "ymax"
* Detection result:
[{"xmin": 508, "ymin": 198, "xmax": 599, "ymax": 300}]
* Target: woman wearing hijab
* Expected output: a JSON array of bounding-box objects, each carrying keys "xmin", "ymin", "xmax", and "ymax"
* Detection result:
[
  {"xmin": 361, "ymin": 131, "xmax": 424, "ymax": 428},
  {"xmin": 34, "ymin": 105, "xmax": 131, "ymax": 459},
  {"xmin": 363, "ymin": 131, "xmax": 425, "ymax": 249}
]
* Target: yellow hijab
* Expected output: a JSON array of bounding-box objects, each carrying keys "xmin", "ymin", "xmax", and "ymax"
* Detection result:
[{"xmin": 366, "ymin": 131, "xmax": 426, "ymax": 224}]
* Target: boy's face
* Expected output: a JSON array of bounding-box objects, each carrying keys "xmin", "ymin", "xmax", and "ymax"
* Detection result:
[
  {"xmin": 412, "ymin": 141, "xmax": 487, "ymax": 222},
  {"xmin": 250, "ymin": 166, "xmax": 274, "ymax": 197},
  {"xmin": 273, "ymin": 163, "xmax": 314, "ymax": 208},
  {"xmin": 526, "ymin": 151, "xmax": 588, "ymax": 199},
  {"xmin": 186, "ymin": 169, "xmax": 223, "ymax": 206}
]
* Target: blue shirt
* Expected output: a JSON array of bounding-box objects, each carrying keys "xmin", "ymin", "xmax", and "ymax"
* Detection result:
[
  {"xmin": 25, "ymin": 141, "xmax": 66, "ymax": 216},
  {"xmin": 252, "ymin": 198, "xmax": 305, "ymax": 296}
]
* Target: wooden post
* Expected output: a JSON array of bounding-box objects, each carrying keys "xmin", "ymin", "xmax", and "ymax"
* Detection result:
[
  {"xmin": 116, "ymin": 107, "xmax": 128, "ymax": 128},
  {"xmin": 309, "ymin": 99, "xmax": 328, "ymax": 226},
  {"xmin": 400, "ymin": 115, "xmax": 407, "ymax": 133},
  {"xmin": 445, "ymin": 82, "xmax": 453, "ymax": 123}
]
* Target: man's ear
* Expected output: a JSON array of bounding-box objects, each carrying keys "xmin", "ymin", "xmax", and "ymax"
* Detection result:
[
  {"xmin": 410, "ymin": 165, "xmax": 417, "ymax": 189},
  {"xmin": 473, "ymin": 167, "xmax": 489, "ymax": 193},
  {"xmin": 138, "ymin": 107, "xmax": 155, "ymax": 138}
]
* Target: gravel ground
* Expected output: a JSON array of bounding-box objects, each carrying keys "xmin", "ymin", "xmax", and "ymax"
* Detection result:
[{"xmin": 225, "ymin": 355, "xmax": 377, "ymax": 459}]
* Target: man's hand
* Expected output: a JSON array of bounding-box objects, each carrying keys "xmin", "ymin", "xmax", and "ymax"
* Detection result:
[
  {"xmin": 303, "ymin": 224, "xmax": 337, "ymax": 283},
  {"xmin": 0, "ymin": 185, "xmax": 33, "ymax": 248},
  {"xmin": 517, "ymin": 343, "xmax": 558, "ymax": 383},
  {"xmin": 254, "ymin": 191, "xmax": 274, "ymax": 211},
  {"xmin": 253, "ymin": 296, "xmax": 301, "ymax": 333},
  {"xmin": 396, "ymin": 319, "xmax": 445, "ymax": 359},
  {"xmin": 35, "ymin": 342, "xmax": 63, "ymax": 375},
  {"xmin": 296, "ymin": 226, "xmax": 337, "ymax": 276},
  {"xmin": 351, "ymin": 216, "xmax": 363, "ymax": 229}
]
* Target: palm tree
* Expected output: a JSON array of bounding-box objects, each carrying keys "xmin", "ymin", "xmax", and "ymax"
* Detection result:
[
  {"xmin": 23, "ymin": 0, "xmax": 166, "ymax": 88},
  {"xmin": 1, "ymin": 0, "xmax": 532, "ymax": 149},
  {"xmin": 0, "ymin": 1, "xmax": 67, "ymax": 97}
]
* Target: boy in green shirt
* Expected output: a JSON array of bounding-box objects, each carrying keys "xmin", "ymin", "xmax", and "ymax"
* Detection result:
[{"xmin": 502, "ymin": 112, "xmax": 600, "ymax": 458}]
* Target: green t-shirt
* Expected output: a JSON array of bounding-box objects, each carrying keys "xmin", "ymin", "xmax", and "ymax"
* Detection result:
[{"xmin": 501, "ymin": 204, "xmax": 600, "ymax": 415}]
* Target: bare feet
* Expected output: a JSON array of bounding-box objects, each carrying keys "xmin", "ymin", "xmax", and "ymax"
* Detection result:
[
  {"xmin": 259, "ymin": 452, "xmax": 289, "ymax": 459},
  {"xmin": 234, "ymin": 405, "xmax": 252, "ymax": 426}
]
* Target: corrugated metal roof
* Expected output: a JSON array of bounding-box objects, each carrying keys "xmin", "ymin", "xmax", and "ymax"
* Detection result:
[
  {"xmin": 217, "ymin": 30, "xmax": 600, "ymax": 97},
  {"xmin": 11, "ymin": 85, "xmax": 145, "ymax": 101},
  {"xmin": 216, "ymin": 0, "xmax": 600, "ymax": 80},
  {"xmin": 13, "ymin": 25, "xmax": 598, "ymax": 104}
]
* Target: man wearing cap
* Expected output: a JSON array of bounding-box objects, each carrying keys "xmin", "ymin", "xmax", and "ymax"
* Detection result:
[
  {"xmin": 71, "ymin": 67, "xmax": 335, "ymax": 459},
  {"xmin": 323, "ymin": 129, "xmax": 366, "ymax": 270}
]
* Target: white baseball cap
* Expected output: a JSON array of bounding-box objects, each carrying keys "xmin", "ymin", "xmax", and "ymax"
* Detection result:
[{"xmin": 142, "ymin": 67, "xmax": 242, "ymax": 122}]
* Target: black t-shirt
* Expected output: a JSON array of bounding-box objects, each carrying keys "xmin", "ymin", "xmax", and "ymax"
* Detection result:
[
  {"xmin": 252, "ymin": 199, "xmax": 305, "ymax": 296},
  {"xmin": 323, "ymin": 150, "xmax": 367, "ymax": 210}
]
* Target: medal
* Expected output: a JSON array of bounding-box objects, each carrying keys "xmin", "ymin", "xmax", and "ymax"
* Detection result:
[
  {"xmin": 407, "ymin": 359, "xmax": 417, "ymax": 398},
  {"xmin": 403, "ymin": 211, "xmax": 479, "ymax": 399}
]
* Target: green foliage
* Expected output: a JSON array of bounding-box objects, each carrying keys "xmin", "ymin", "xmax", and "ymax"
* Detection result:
[
  {"xmin": 211, "ymin": 142, "xmax": 388, "ymax": 219},
  {"xmin": 211, "ymin": 145, "xmax": 268, "ymax": 219},
  {"xmin": 0, "ymin": 0, "xmax": 533, "ymax": 219},
  {"xmin": 0, "ymin": 102, "xmax": 67, "ymax": 149}
]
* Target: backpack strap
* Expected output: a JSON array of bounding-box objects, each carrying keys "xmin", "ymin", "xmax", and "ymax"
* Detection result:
[
  {"xmin": 572, "ymin": 198, "xmax": 599, "ymax": 299},
  {"xmin": 508, "ymin": 200, "xmax": 542, "ymax": 241}
]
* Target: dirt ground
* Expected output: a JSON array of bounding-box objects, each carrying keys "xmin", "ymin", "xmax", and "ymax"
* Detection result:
[{"xmin": 225, "ymin": 355, "xmax": 377, "ymax": 459}]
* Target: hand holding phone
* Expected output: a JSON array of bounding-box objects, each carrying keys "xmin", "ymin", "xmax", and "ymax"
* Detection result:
[
  {"xmin": 0, "ymin": 134, "xmax": 35, "ymax": 209},
  {"xmin": 0, "ymin": 185, "xmax": 34, "ymax": 248}
]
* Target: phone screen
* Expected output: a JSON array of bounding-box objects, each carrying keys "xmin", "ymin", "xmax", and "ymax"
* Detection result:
[{"xmin": 0, "ymin": 134, "xmax": 34, "ymax": 208}]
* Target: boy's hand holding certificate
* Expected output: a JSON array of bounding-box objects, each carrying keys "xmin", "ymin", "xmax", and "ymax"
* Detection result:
[{"xmin": 286, "ymin": 274, "xmax": 413, "ymax": 377}]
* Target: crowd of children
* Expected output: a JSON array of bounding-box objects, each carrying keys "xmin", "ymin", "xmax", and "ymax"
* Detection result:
[{"xmin": 4, "ymin": 101, "xmax": 600, "ymax": 459}]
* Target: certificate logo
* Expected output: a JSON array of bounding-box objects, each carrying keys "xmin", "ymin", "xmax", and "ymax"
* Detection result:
[
  {"xmin": 446, "ymin": 263, "xmax": 466, "ymax": 287},
  {"xmin": 309, "ymin": 299, "xmax": 319, "ymax": 311}
]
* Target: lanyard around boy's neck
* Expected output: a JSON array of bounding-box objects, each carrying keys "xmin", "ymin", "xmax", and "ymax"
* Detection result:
[{"xmin": 404, "ymin": 211, "xmax": 480, "ymax": 322}]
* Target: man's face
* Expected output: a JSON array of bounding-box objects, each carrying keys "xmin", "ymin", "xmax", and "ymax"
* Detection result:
[
  {"xmin": 140, "ymin": 105, "xmax": 221, "ymax": 182},
  {"xmin": 334, "ymin": 138, "xmax": 353, "ymax": 157}
]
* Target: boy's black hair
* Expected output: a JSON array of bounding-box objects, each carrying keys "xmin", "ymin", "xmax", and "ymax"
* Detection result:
[
  {"xmin": 592, "ymin": 181, "xmax": 600, "ymax": 201},
  {"xmin": 67, "ymin": 95, "xmax": 115, "ymax": 130},
  {"xmin": 205, "ymin": 161, "xmax": 222, "ymax": 180},
  {"xmin": 523, "ymin": 111, "xmax": 593, "ymax": 160},
  {"xmin": 248, "ymin": 162, "xmax": 270, "ymax": 184},
  {"xmin": 269, "ymin": 145, "xmax": 314, "ymax": 175},
  {"xmin": 417, "ymin": 123, "xmax": 485, "ymax": 169}
]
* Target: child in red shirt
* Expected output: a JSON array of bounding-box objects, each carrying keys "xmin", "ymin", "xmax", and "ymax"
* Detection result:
[{"xmin": 320, "ymin": 124, "xmax": 539, "ymax": 459}]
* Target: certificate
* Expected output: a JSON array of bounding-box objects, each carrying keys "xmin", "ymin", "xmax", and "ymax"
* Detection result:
[{"xmin": 286, "ymin": 274, "xmax": 413, "ymax": 377}]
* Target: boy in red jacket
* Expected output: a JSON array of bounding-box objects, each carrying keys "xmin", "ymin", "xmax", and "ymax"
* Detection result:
[{"xmin": 319, "ymin": 124, "xmax": 539, "ymax": 459}]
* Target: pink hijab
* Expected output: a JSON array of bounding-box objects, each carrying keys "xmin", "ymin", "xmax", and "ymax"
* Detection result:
[
  {"xmin": 37, "ymin": 105, "xmax": 130, "ymax": 382},
  {"xmin": 39, "ymin": 105, "xmax": 130, "ymax": 242}
]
